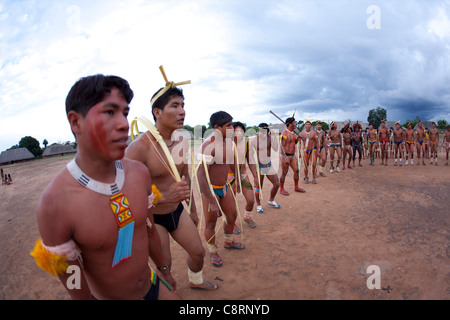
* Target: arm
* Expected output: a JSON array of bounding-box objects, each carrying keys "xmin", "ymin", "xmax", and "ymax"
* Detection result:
[
  {"xmin": 36, "ymin": 190, "xmax": 93, "ymax": 299},
  {"xmin": 144, "ymin": 169, "xmax": 177, "ymax": 289},
  {"xmin": 196, "ymin": 140, "xmax": 221, "ymax": 217},
  {"xmin": 125, "ymin": 136, "xmax": 190, "ymax": 206},
  {"xmin": 247, "ymin": 139, "xmax": 259, "ymax": 187},
  {"xmin": 180, "ymin": 159, "xmax": 198, "ymax": 226}
]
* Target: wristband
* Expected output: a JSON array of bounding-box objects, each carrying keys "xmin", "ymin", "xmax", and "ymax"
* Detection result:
[{"xmin": 157, "ymin": 265, "xmax": 169, "ymax": 272}]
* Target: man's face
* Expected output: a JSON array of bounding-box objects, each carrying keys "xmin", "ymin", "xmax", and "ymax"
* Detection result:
[
  {"xmin": 369, "ymin": 125, "xmax": 373, "ymax": 130},
  {"xmin": 258, "ymin": 128, "xmax": 269, "ymax": 138},
  {"xmin": 156, "ymin": 95, "xmax": 185, "ymax": 130},
  {"xmin": 316, "ymin": 123, "xmax": 322, "ymax": 131},
  {"xmin": 78, "ymin": 87, "xmax": 130, "ymax": 160},
  {"xmin": 305, "ymin": 122, "xmax": 311, "ymax": 131},
  {"xmin": 234, "ymin": 127, "xmax": 245, "ymax": 141},
  {"xmin": 215, "ymin": 121, "xmax": 233, "ymax": 138},
  {"xmin": 396, "ymin": 124, "xmax": 400, "ymax": 130}
]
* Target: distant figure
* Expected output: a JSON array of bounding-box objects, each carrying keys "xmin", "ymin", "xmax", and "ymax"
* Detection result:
[
  {"xmin": 444, "ymin": 125, "xmax": 450, "ymax": 166},
  {"xmin": 7, "ymin": 174, "xmax": 12, "ymax": 184},
  {"xmin": 429, "ymin": 122, "xmax": 439, "ymax": 166}
]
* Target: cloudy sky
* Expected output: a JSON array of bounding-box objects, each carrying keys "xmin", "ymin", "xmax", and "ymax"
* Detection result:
[{"xmin": 1, "ymin": 0, "xmax": 449, "ymax": 151}]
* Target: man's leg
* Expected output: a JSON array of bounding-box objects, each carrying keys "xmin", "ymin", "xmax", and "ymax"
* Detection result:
[
  {"xmin": 336, "ymin": 147, "xmax": 342, "ymax": 172},
  {"xmin": 202, "ymin": 194, "xmax": 221, "ymax": 267},
  {"xmin": 266, "ymin": 173, "xmax": 281, "ymax": 207},
  {"xmin": 279, "ymin": 156, "xmax": 290, "ymax": 196},
  {"xmin": 241, "ymin": 182, "xmax": 256, "ymax": 227},
  {"xmin": 320, "ymin": 148, "xmax": 327, "ymax": 176},
  {"xmin": 347, "ymin": 147, "xmax": 353, "ymax": 169},
  {"xmin": 421, "ymin": 144, "xmax": 426, "ymax": 165},
  {"xmin": 329, "ymin": 147, "xmax": 335, "ymax": 172},
  {"xmin": 311, "ymin": 151, "xmax": 318, "ymax": 183},
  {"xmin": 254, "ymin": 175, "xmax": 264, "ymax": 213},
  {"xmin": 221, "ymin": 190, "xmax": 244, "ymax": 250},
  {"xmin": 171, "ymin": 210, "xmax": 218, "ymax": 290}
]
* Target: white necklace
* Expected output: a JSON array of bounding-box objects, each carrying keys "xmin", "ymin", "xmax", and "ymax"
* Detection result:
[{"xmin": 67, "ymin": 159, "xmax": 125, "ymax": 196}]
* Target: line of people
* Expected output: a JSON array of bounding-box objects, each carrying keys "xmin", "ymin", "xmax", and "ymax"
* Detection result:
[{"xmin": 31, "ymin": 71, "xmax": 450, "ymax": 301}]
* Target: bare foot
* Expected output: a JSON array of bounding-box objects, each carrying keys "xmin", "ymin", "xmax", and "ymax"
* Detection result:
[{"xmin": 189, "ymin": 281, "xmax": 219, "ymax": 290}]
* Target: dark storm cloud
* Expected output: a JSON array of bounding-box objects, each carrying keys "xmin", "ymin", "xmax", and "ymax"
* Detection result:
[{"xmin": 207, "ymin": 0, "xmax": 450, "ymax": 123}]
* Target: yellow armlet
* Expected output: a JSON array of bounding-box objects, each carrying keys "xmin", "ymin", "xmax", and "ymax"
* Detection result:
[
  {"xmin": 30, "ymin": 239, "xmax": 69, "ymax": 276},
  {"xmin": 152, "ymin": 184, "xmax": 162, "ymax": 205}
]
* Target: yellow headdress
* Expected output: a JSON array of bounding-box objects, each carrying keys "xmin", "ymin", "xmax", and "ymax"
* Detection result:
[{"xmin": 151, "ymin": 65, "xmax": 191, "ymax": 106}]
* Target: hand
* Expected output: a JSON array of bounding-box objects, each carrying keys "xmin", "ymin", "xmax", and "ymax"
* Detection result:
[
  {"xmin": 209, "ymin": 200, "xmax": 222, "ymax": 218},
  {"xmin": 159, "ymin": 270, "xmax": 177, "ymax": 291},
  {"xmin": 162, "ymin": 176, "xmax": 190, "ymax": 204}
]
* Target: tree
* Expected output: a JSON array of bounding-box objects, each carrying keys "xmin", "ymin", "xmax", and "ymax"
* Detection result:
[
  {"xmin": 367, "ymin": 107, "xmax": 387, "ymax": 129},
  {"xmin": 18, "ymin": 136, "xmax": 42, "ymax": 158},
  {"xmin": 437, "ymin": 119, "xmax": 448, "ymax": 130},
  {"xmin": 43, "ymin": 139, "xmax": 49, "ymax": 149}
]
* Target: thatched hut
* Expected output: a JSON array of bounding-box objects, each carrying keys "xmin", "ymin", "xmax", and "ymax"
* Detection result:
[
  {"xmin": 42, "ymin": 143, "xmax": 77, "ymax": 158},
  {"xmin": 0, "ymin": 148, "xmax": 35, "ymax": 164}
]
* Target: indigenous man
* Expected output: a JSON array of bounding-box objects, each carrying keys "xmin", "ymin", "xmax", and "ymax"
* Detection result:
[
  {"xmin": 229, "ymin": 121, "xmax": 256, "ymax": 229},
  {"xmin": 363, "ymin": 129, "xmax": 369, "ymax": 159},
  {"xmin": 32, "ymin": 74, "xmax": 179, "ymax": 299},
  {"xmin": 315, "ymin": 121, "xmax": 327, "ymax": 177},
  {"xmin": 378, "ymin": 120, "xmax": 390, "ymax": 166},
  {"xmin": 248, "ymin": 123, "xmax": 281, "ymax": 213},
  {"xmin": 328, "ymin": 121, "xmax": 342, "ymax": 173},
  {"xmin": 367, "ymin": 124, "xmax": 378, "ymax": 166},
  {"xmin": 416, "ymin": 121, "xmax": 427, "ymax": 166},
  {"xmin": 299, "ymin": 120, "xmax": 319, "ymax": 184},
  {"xmin": 279, "ymin": 117, "xmax": 305, "ymax": 195},
  {"xmin": 404, "ymin": 122, "xmax": 415, "ymax": 166},
  {"xmin": 424, "ymin": 128, "xmax": 430, "ymax": 160},
  {"xmin": 429, "ymin": 122, "xmax": 440, "ymax": 166},
  {"xmin": 197, "ymin": 111, "xmax": 245, "ymax": 268},
  {"xmin": 393, "ymin": 122, "xmax": 405, "ymax": 166},
  {"xmin": 352, "ymin": 123, "xmax": 363, "ymax": 167},
  {"xmin": 342, "ymin": 124, "xmax": 353, "ymax": 170},
  {"xmin": 125, "ymin": 85, "xmax": 218, "ymax": 290},
  {"xmin": 444, "ymin": 125, "xmax": 450, "ymax": 166}
]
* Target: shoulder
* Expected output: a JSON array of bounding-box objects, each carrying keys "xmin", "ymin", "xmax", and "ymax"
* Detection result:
[
  {"xmin": 125, "ymin": 134, "xmax": 150, "ymax": 160},
  {"xmin": 36, "ymin": 167, "xmax": 77, "ymax": 243},
  {"xmin": 122, "ymin": 158, "xmax": 149, "ymax": 177}
]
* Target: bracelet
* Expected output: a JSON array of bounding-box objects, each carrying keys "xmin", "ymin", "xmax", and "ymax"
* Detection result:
[{"xmin": 157, "ymin": 265, "xmax": 169, "ymax": 272}]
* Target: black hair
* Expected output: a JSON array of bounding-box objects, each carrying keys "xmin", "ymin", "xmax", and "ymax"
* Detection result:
[
  {"xmin": 210, "ymin": 111, "xmax": 233, "ymax": 128},
  {"xmin": 232, "ymin": 121, "xmax": 246, "ymax": 132},
  {"xmin": 150, "ymin": 87, "xmax": 184, "ymax": 121},
  {"xmin": 258, "ymin": 123, "xmax": 270, "ymax": 133},
  {"xmin": 285, "ymin": 117, "xmax": 295, "ymax": 126},
  {"xmin": 65, "ymin": 74, "xmax": 134, "ymax": 117}
]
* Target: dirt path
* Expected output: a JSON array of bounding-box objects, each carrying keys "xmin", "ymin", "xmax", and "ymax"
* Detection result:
[{"xmin": 1, "ymin": 154, "xmax": 448, "ymax": 300}]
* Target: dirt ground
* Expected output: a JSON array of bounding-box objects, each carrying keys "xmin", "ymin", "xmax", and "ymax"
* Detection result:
[{"xmin": 0, "ymin": 152, "xmax": 449, "ymax": 300}]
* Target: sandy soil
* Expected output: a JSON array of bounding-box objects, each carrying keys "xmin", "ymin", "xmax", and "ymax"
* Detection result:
[{"xmin": 0, "ymin": 153, "xmax": 449, "ymax": 300}]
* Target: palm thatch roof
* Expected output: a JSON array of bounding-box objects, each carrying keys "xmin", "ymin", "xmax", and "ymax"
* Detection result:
[
  {"xmin": 0, "ymin": 148, "xmax": 35, "ymax": 164},
  {"xmin": 42, "ymin": 143, "xmax": 77, "ymax": 157}
]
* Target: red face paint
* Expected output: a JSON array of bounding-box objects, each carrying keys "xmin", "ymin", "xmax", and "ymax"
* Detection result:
[
  {"xmin": 82, "ymin": 88, "xmax": 129, "ymax": 160},
  {"xmin": 87, "ymin": 111, "xmax": 111, "ymax": 158}
]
